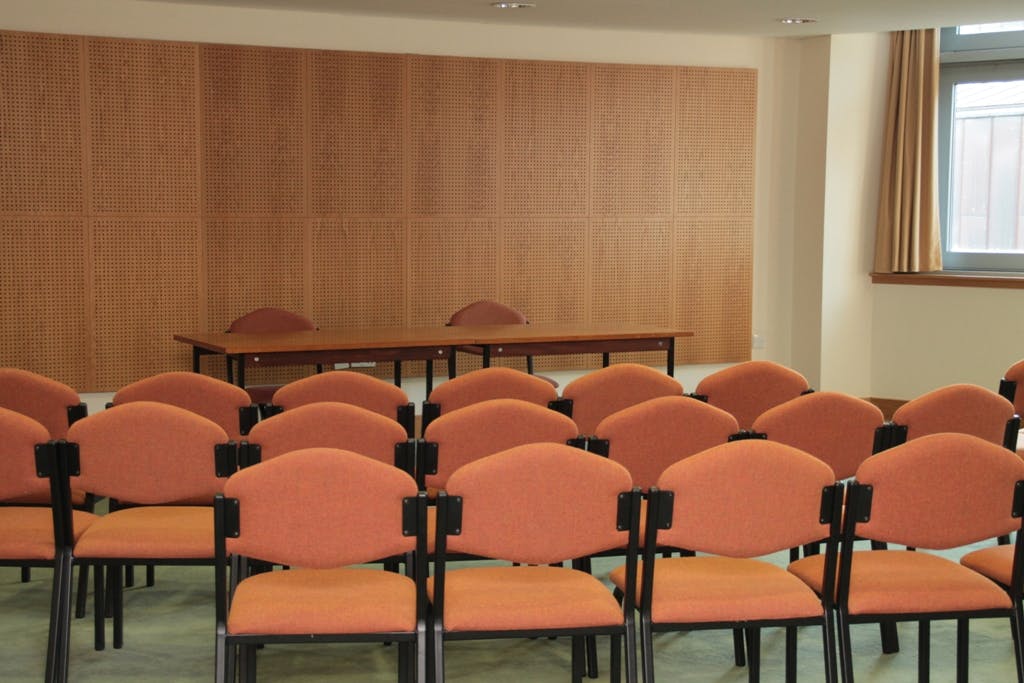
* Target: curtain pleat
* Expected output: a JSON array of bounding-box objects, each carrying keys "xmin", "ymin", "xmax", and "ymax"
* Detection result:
[{"xmin": 873, "ymin": 29, "xmax": 943, "ymax": 274}]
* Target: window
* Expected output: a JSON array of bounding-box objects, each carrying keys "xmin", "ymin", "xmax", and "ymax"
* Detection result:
[{"xmin": 938, "ymin": 24, "xmax": 1024, "ymax": 271}]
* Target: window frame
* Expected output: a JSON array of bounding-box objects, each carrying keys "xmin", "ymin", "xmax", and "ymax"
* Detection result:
[{"xmin": 937, "ymin": 26, "xmax": 1024, "ymax": 272}]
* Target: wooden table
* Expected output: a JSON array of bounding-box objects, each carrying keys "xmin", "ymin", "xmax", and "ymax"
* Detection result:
[{"xmin": 174, "ymin": 324, "xmax": 692, "ymax": 395}]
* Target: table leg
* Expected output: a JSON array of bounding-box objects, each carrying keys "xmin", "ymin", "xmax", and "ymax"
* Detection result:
[
  {"xmin": 482, "ymin": 346, "xmax": 491, "ymax": 368},
  {"xmin": 602, "ymin": 352, "xmax": 610, "ymax": 367},
  {"xmin": 425, "ymin": 360, "xmax": 434, "ymax": 396},
  {"xmin": 236, "ymin": 355, "xmax": 245, "ymax": 388},
  {"xmin": 394, "ymin": 361, "xmax": 402, "ymax": 387},
  {"xmin": 667, "ymin": 337, "xmax": 676, "ymax": 376},
  {"xmin": 192, "ymin": 346, "xmax": 201, "ymax": 373}
]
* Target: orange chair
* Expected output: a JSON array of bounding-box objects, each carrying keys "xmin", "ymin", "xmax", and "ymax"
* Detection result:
[
  {"xmin": 610, "ymin": 440, "xmax": 841, "ymax": 683},
  {"xmin": 788, "ymin": 432, "xmax": 1024, "ymax": 683},
  {"xmin": 422, "ymin": 366, "xmax": 561, "ymax": 434},
  {"xmin": 214, "ymin": 448, "xmax": 427, "ymax": 683},
  {"xmin": 0, "ymin": 367, "xmax": 87, "ymax": 440},
  {"xmin": 884, "ymin": 383, "xmax": 1020, "ymax": 452},
  {"xmin": 420, "ymin": 397, "xmax": 582, "ymax": 495},
  {"xmin": 0, "ymin": 407, "xmax": 97, "ymax": 683},
  {"xmin": 238, "ymin": 402, "xmax": 415, "ymax": 475},
  {"xmin": 268, "ymin": 370, "xmax": 415, "ymax": 437},
  {"xmin": 62, "ymin": 402, "xmax": 234, "ymax": 653},
  {"xmin": 111, "ymin": 371, "xmax": 257, "ymax": 442},
  {"xmin": 431, "ymin": 443, "xmax": 641, "ymax": 683},
  {"xmin": 691, "ymin": 360, "xmax": 811, "ymax": 430},
  {"xmin": 225, "ymin": 307, "xmax": 322, "ymax": 411},
  {"xmin": 559, "ymin": 363, "xmax": 683, "ymax": 436},
  {"xmin": 588, "ymin": 395, "xmax": 739, "ymax": 491},
  {"xmin": 751, "ymin": 391, "xmax": 886, "ymax": 481}
]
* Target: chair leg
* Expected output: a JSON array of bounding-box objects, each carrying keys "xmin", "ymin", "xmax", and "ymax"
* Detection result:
[
  {"xmin": 918, "ymin": 620, "xmax": 930, "ymax": 683},
  {"xmin": 586, "ymin": 634, "xmax": 599, "ymax": 678},
  {"xmin": 745, "ymin": 627, "xmax": 761, "ymax": 683},
  {"xmin": 112, "ymin": 564, "xmax": 124, "ymax": 649},
  {"xmin": 93, "ymin": 563, "xmax": 105, "ymax": 651},
  {"xmin": 214, "ymin": 629, "xmax": 227, "ymax": 683},
  {"xmin": 398, "ymin": 640, "xmax": 409, "ymax": 683},
  {"xmin": 956, "ymin": 618, "xmax": 969, "ymax": 683},
  {"xmin": 1012, "ymin": 603, "xmax": 1024, "ymax": 683},
  {"xmin": 432, "ymin": 621, "xmax": 445, "ymax": 683},
  {"xmin": 46, "ymin": 551, "xmax": 73, "ymax": 683},
  {"xmin": 822, "ymin": 610, "xmax": 839, "ymax": 683},
  {"xmin": 241, "ymin": 643, "xmax": 257, "ymax": 683},
  {"xmin": 733, "ymin": 628, "xmax": 747, "ymax": 666},
  {"xmin": 785, "ymin": 625, "xmax": 797, "ymax": 683},
  {"xmin": 146, "ymin": 564, "xmax": 155, "ymax": 587},
  {"xmin": 75, "ymin": 564, "xmax": 89, "ymax": 619},
  {"xmin": 610, "ymin": 634, "xmax": 621, "ymax": 683},
  {"xmin": 640, "ymin": 613, "xmax": 655, "ymax": 683},
  {"xmin": 837, "ymin": 610, "xmax": 855, "ymax": 683},
  {"xmin": 572, "ymin": 635, "xmax": 585, "ymax": 683},
  {"xmin": 21, "ymin": 566, "xmax": 31, "ymax": 583},
  {"xmin": 879, "ymin": 621, "xmax": 900, "ymax": 653}
]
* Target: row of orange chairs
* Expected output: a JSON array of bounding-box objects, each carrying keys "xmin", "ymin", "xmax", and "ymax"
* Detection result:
[{"xmin": 3, "ymin": 361, "xmax": 1024, "ymax": 682}]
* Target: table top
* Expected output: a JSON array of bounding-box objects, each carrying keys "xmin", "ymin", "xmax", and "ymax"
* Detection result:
[{"xmin": 174, "ymin": 323, "xmax": 693, "ymax": 354}]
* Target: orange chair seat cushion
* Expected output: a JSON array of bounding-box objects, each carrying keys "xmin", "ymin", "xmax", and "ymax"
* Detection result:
[
  {"xmin": 789, "ymin": 550, "xmax": 1013, "ymax": 615},
  {"xmin": 74, "ymin": 506, "xmax": 213, "ymax": 559},
  {"xmin": 961, "ymin": 544, "xmax": 1014, "ymax": 587},
  {"xmin": 0, "ymin": 507, "xmax": 97, "ymax": 560},
  {"xmin": 227, "ymin": 567, "xmax": 418, "ymax": 635},
  {"xmin": 428, "ymin": 565, "xmax": 623, "ymax": 632},
  {"xmin": 609, "ymin": 556, "xmax": 824, "ymax": 624}
]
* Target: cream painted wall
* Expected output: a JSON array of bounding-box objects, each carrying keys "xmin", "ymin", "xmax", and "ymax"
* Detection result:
[
  {"xmin": 788, "ymin": 37, "xmax": 830, "ymax": 387},
  {"xmin": 818, "ymin": 33, "xmax": 889, "ymax": 396},
  {"xmin": 872, "ymin": 284, "xmax": 1024, "ymax": 400}
]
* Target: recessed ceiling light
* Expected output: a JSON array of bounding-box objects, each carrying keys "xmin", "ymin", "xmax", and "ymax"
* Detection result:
[
  {"xmin": 779, "ymin": 17, "xmax": 818, "ymax": 24},
  {"xmin": 491, "ymin": 2, "xmax": 536, "ymax": 8}
]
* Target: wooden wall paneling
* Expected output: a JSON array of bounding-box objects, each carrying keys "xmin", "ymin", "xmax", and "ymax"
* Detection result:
[
  {"xmin": 310, "ymin": 50, "xmax": 405, "ymax": 216},
  {"xmin": 201, "ymin": 43, "xmax": 306, "ymax": 215},
  {"xmin": 205, "ymin": 218, "xmax": 309, "ymax": 385},
  {"xmin": 675, "ymin": 218, "xmax": 753, "ymax": 364},
  {"xmin": 0, "ymin": 220, "xmax": 89, "ymax": 388},
  {"xmin": 503, "ymin": 60, "xmax": 589, "ymax": 217},
  {"xmin": 0, "ymin": 31, "xmax": 83, "ymax": 213},
  {"xmin": 87, "ymin": 38, "xmax": 199, "ymax": 214},
  {"xmin": 311, "ymin": 218, "xmax": 406, "ymax": 328},
  {"xmin": 590, "ymin": 63, "xmax": 675, "ymax": 216},
  {"xmin": 676, "ymin": 67, "xmax": 757, "ymax": 217},
  {"xmin": 92, "ymin": 220, "xmax": 201, "ymax": 389},
  {"xmin": 409, "ymin": 55, "xmax": 500, "ymax": 216},
  {"xmin": 501, "ymin": 218, "xmax": 590, "ymax": 372}
]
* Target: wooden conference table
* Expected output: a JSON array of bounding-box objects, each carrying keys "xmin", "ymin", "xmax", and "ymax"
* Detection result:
[{"xmin": 174, "ymin": 323, "xmax": 693, "ymax": 395}]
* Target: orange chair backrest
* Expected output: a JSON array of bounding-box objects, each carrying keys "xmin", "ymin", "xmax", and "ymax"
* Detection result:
[
  {"xmin": 225, "ymin": 447, "xmax": 418, "ymax": 568},
  {"xmin": 561, "ymin": 363, "xmax": 684, "ymax": 435},
  {"xmin": 0, "ymin": 367, "xmax": 81, "ymax": 439},
  {"xmin": 272, "ymin": 371, "xmax": 409, "ymax": 418},
  {"xmin": 752, "ymin": 391, "xmax": 884, "ymax": 480},
  {"xmin": 227, "ymin": 307, "xmax": 316, "ymax": 333},
  {"xmin": 113, "ymin": 371, "xmax": 253, "ymax": 441},
  {"xmin": 0, "ymin": 406, "xmax": 52, "ymax": 502},
  {"xmin": 423, "ymin": 398, "xmax": 579, "ymax": 490},
  {"xmin": 443, "ymin": 442, "xmax": 632, "ymax": 565},
  {"xmin": 694, "ymin": 360, "xmax": 810, "ymax": 430},
  {"xmin": 67, "ymin": 401, "xmax": 230, "ymax": 505},
  {"xmin": 448, "ymin": 300, "xmax": 528, "ymax": 326},
  {"xmin": 853, "ymin": 432, "xmax": 1024, "ymax": 549},
  {"xmin": 891, "ymin": 383, "xmax": 1016, "ymax": 446},
  {"xmin": 655, "ymin": 439, "xmax": 835, "ymax": 558},
  {"xmin": 594, "ymin": 395, "xmax": 739, "ymax": 490},
  {"xmin": 245, "ymin": 401, "xmax": 407, "ymax": 464},
  {"xmin": 427, "ymin": 367, "xmax": 558, "ymax": 413}
]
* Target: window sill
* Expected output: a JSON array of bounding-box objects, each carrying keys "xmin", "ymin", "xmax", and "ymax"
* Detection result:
[{"xmin": 871, "ymin": 271, "xmax": 1024, "ymax": 289}]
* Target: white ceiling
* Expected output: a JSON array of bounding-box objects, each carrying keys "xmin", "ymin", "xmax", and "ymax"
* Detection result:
[{"xmin": 149, "ymin": 0, "xmax": 1024, "ymax": 38}]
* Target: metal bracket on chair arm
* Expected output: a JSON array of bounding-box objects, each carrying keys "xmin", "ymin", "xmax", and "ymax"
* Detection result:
[
  {"xmin": 1013, "ymin": 481, "xmax": 1024, "ymax": 519},
  {"xmin": 215, "ymin": 442, "xmax": 238, "ymax": 477}
]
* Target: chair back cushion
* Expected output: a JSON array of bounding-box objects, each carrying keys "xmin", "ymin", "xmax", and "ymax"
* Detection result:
[
  {"xmin": 448, "ymin": 300, "xmax": 528, "ymax": 325},
  {"xmin": 0, "ymin": 367, "xmax": 81, "ymax": 439},
  {"xmin": 227, "ymin": 307, "xmax": 316, "ymax": 333},
  {"xmin": 694, "ymin": 360, "xmax": 809, "ymax": 430},
  {"xmin": 892, "ymin": 383, "xmax": 1015, "ymax": 445},
  {"xmin": 225, "ymin": 447, "xmax": 417, "ymax": 567},
  {"xmin": 427, "ymin": 367, "xmax": 558, "ymax": 412},
  {"xmin": 444, "ymin": 443, "xmax": 632, "ymax": 564},
  {"xmin": 0, "ymin": 406, "xmax": 52, "ymax": 501},
  {"xmin": 272, "ymin": 371, "xmax": 409, "ymax": 418},
  {"xmin": 561, "ymin": 363, "xmax": 683, "ymax": 435}
]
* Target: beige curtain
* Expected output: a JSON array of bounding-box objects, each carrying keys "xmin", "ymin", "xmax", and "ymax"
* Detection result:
[{"xmin": 873, "ymin": 29, "xmax": 942, "ymax": 273}]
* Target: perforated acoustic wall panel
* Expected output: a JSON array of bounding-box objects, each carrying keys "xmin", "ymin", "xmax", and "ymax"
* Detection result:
[
  {"xmin": 0, "ymin": 32, "xmax": 83, "ymax": 213},
  {"xmin": 0, "ymin": 29, "xmax": 756, "ymax": 391},
  {"xmin": 201, "ymin": 44, "xmax": 306, "ymax": 216},
  {"xmin": 0, "ymin": 220, "xmax": 89, "ymax": 388},
  {"xmin": 311, "ymin": 50, "xmax": 405, "ymax": 216},
  {"xmin": 92, "ymin": 220, "xmax": 201, "ymax": 388},
  {"xmin": 87, "ymin": 38, "xmax": 199, "ymax": 214}
]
